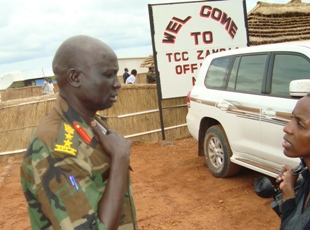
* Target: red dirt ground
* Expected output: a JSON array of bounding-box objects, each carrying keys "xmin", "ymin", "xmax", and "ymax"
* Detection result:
[{"xmin": 0, "ymin": 137, "xmax": 281, "ymax": 229}]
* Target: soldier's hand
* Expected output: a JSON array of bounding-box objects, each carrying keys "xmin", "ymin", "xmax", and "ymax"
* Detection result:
[{"xmin": 91, "ymin": 120, "xmax": 132, "ymax": 161}]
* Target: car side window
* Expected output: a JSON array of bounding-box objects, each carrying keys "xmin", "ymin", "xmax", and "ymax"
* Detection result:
[
  {"xmin": 205, "ymin": 56, "xmax": 234, "ymax": 89},
  {"xmin": 271, "ymin": 54, "xmax": 310, "ymax": 97},
  {"xmin": 235, "ymin": 54, "xmax": 268, "ymax": 94},
  {"xmin": 227, "ymin": 56, "xmax": 241, "ymax": 90}
]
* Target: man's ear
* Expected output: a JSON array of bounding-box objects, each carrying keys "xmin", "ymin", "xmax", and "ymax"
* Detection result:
[{"xmin": 67, "ymin": 68, "xmax": 81, "ymax": 87}]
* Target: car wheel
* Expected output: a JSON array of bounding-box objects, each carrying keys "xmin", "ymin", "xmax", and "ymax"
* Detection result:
[{"xmin": 203, "ymin": 125, "xmax": 240, "ymax": 178}]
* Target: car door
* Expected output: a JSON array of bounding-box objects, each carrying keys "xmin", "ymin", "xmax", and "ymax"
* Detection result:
[
  {"xmin": 220, "ymin": 54, "xmax": 268, "ymax": 159},
  {"xmin": 260, "ymin": 52, "xmax": 310, "ymax": 168}
]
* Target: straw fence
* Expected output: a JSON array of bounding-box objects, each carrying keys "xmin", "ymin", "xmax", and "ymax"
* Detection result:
[
  {"xmin": 0, "ymin": 80, "xmax": 190, "ymax": 155},
  {"xmin": 0, "ymin": 73, "xmax": 147, "ymax": 101}
]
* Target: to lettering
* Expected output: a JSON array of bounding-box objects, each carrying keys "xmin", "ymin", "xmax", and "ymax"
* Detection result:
[{"xmin": 190, "ymin": 31, "xmax": 213, "ymax": 45}]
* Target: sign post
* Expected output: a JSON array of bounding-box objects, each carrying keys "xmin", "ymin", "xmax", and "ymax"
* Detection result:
[
  {"xmin": 148, "ymin": 0, "xmax": 249, "ymax": 139},
  {"xmin": 149, "ymin": 0, "xmax": 249, "ymax": 99}
]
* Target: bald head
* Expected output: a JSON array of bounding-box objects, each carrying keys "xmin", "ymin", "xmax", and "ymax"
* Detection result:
[{"xmin": 52, "ymin": 35, "xmax": 116, "ymax": 87}]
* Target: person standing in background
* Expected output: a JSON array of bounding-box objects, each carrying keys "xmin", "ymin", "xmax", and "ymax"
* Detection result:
[
  {"xmin": 146, "ymin": 66, "xmax": 156, "ymax": 84},
  {"xmin": 47, "ymin": 78, "xmax": 55, "ymax": 94},
  {"xmin": 123, "ymin": 68, "xmax": 130, "ymax": 83},
  {"xmin": 126, "ymin": 69, "xmax": 137, "ymax": 84},
  {"xmin": 42, "ymin": 77, "xmax": 49, "ymax": 94}
]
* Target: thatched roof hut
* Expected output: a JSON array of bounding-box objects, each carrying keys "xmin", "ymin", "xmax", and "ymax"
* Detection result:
[
  {"xmin": 140, "ymin": 54, "xmax": 154, "ymax": 68},
  {"xmin": 247, "ymin": 0, "xmax": 310, "ymax": 45}
]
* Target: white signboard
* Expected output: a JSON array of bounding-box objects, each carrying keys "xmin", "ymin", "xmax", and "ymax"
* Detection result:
[{"xmin": 149, "ymin": 0, "xmax": 248, "ymax": 99}]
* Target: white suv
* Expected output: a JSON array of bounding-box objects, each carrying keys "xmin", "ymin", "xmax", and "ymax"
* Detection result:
[{"xmin": 186, "ymin": 41, "xmax": 310, "ymax": 178}]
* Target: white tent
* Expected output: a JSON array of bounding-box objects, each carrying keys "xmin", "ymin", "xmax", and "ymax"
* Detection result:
[{"xmin": 0, "ymin": 68, "xmax": 53, "ymax": 90}]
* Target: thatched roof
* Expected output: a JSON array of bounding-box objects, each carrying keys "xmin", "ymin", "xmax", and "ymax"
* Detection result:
[
  {"xmin": 140, "ymin": 54, "xmax": 154, "ymax": 68},
  {"xmin": 247, "ymin": 0, "xmax": 310, "ymax": 45}
]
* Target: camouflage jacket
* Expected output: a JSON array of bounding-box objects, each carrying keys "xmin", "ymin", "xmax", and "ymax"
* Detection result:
[
  {"xmin": 146, "ymin": 71, "xmax": 156, "ymax": 84},
  {"xmin": 20, "ymin": 95, "xmax": 137, "ymax": 230}
]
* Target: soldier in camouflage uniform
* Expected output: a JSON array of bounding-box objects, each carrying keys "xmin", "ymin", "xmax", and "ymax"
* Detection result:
[
  {"xmin": 20, "ymin": 35, "xmax": 137, "ymax": 230},
  {"xmin": 146, "ymin": 66, "xmax": 156, "ymax": 84}
]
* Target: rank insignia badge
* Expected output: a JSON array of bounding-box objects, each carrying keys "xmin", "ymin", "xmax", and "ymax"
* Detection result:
[{"xmin": 54, "ymin": 123, "xmax": 79, "ymax": 156}]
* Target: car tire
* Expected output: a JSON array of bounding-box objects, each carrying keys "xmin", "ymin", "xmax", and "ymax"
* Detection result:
[{"xmin": 204, "ymin": 125, "xmax": 241, "ymax": 178}]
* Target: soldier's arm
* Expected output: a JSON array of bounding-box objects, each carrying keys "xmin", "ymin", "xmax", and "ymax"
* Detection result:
[
  {"xmin": 21, "ymin": 138, "xmax": 108, "ymax": 230},
  {"xmin": 91, "ymin": 121, "xmax": 132, "ymax": 230}
]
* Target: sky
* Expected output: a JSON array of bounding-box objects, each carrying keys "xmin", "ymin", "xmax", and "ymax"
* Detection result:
[{"xmin": 0, "ymin": 0, "xmax": 309, "ymax": 74}]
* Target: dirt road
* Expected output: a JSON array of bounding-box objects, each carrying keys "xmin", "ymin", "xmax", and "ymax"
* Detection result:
[{"xmin": 0, "ymin": 137, "xmax": 280, "ymax": 229}]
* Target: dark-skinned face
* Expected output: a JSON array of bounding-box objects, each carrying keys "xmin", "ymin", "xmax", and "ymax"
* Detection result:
[
  {"xmin": 282, "ymin": 96, "xmax": 310, "ymax": 159},
  {"xmin": 77, "ymin": 50, "xmax": 120, "ymax": 112}
]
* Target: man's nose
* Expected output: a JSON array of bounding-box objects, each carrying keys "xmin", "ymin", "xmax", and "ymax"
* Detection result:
[
  {"xmin": 283, "ymin": 120, "xmax": 293, "ymax": 134},
  {"xmin": 114, "ymin": 77, "xmax": 121, "ymax": 89}
]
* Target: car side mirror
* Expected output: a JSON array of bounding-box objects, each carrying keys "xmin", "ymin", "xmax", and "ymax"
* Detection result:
[{"xmin": 289, "ymin": 79, "xmax": 310, "ymax": 98}]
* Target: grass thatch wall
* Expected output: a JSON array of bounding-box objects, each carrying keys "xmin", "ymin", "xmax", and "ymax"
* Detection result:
[
  {"xmin": 0, "ymin": 84, "xmax": 189, "ymax": 154},
  {"xmin": 0, "ymin": 94, "xmax": 56, "ymax": 154},
  {"xmin": 0, "ymin": 73, "xmax": 147, "ymax": 101},
  {"xmin": 0, "ymin": 84, "xmax": 60, "ymax": 101}
]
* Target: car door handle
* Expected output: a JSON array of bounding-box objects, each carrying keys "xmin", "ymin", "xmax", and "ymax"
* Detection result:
[
  {"xmin": 262, "ymin": 109, "xmax": 275, "ymax": 118},
  {"xmin": 217, "ymin": 102, "xmax": 229, "ymax": 111}
]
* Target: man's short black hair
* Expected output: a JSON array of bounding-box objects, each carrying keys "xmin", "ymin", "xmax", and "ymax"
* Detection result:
[{"xmin": 131, "ymin": 69, "xmax": 137, "ymax": 75}]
